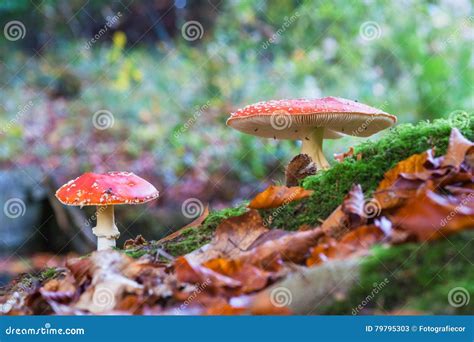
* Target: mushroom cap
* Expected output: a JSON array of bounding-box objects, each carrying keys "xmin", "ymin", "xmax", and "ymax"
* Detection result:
[
  {"xmin": 55, "ymin": 172, "xmax": 159, "ymax": 206},
  {"xmin": 226, "ymin": 97, "xmax": 397, "ymax": 140}
]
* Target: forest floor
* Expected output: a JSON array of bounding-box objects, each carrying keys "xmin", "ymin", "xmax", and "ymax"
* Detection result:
[{"xmin": 1, "ymin": 117, "xmax": 473, "ymax": 315}]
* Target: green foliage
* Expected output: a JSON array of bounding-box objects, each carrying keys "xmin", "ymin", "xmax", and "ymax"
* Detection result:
[
  {"xmin": 324, "ymin": 231, "xmax": 474, "ymax": 314},
  {"xmin": 265, "ymin": 117, "xmax": 474, "ymax": 231}
]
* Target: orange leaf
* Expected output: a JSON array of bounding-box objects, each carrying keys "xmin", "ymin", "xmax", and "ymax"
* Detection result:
[
  {"xmin": 187, "ymin": 210, "xmax": 268, "ymax": 263},
  {"xmin": 390, "ymin": 186, "xmax": 474, "ymax": 241},
  {"xmin": 203, "ymin": 258, "xmax": 270, "ymax": 293},
  {"xmin": 248, "ymin": 185, "xmax": 313, "ymax": 209}
]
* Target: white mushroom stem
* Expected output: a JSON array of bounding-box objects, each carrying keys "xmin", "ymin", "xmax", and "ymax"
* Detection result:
[
  {"xmin": 301, "ymin": 127, "xmax": 330, "ymax": 170},
  {"xmin": 92, "ymin": 205, "xmax": 120, "ymax": 251}
]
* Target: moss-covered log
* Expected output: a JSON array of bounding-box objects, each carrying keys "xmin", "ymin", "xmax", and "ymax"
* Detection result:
[
  {"xmin": 266, "ymin": 118, "xmax": 474, "ymax": 231},
  {"xmin": 151, "ymin": 117, "xmax": 473, "ymax": 256},
  {"xmin": 322, "ymin": 231, "xmax": 474, "ymax": 314}
]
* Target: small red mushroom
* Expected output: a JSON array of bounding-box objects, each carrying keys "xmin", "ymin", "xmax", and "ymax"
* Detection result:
[
  {"xmin": 227, "ymin": 97, "xmax": 397, "ymax": 169},
  {"xmin": 55, "ymin": 172, "xmax": 159, "ymax": 251}
]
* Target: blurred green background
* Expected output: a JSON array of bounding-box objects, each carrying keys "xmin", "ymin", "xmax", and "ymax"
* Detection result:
[{"xmin": 0, "ymin": 0, "xmax": 472, "ymax": 255}]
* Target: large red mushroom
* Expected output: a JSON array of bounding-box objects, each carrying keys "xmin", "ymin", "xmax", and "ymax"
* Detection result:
[
  {"xmin": 227, "ymin": 97, "xmax": 397, "ymax": 169},
  {"xmin": 55, "ymin": 172, "xmax": 159, "ymax": 251}
]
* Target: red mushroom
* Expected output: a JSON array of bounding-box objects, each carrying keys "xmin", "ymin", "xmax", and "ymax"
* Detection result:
[
  {"xmin": 55, "ymin": 172, "xmax": 159, "ymax": 251},
  {"xmin": 227, "ymin": 97, "xmax": 397, "ymax": 169}
]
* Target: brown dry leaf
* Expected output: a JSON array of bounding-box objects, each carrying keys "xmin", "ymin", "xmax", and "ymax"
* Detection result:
[
  {"xmin": 334, "ymin": 146, "xmax": 354, "ymax": 163},
  {"xmin": 441, "ymin": 128, "xmax": 474, "ymax": 169},
  {"xmin": 40, "ymin": 273, "xmax": 77, "ymax": 303},
  {"xmin": 237, "ymin": 228, "xmax": 324, "ymax": 269},
  {"xmin": 375, "ymin": 129, "xmax": 474, "ymax": 210},
  {"xmin": 285, "ymin": 154, "xmax": 317, "ymax": 186},
  {"xmin": 158, "ymin": 205, "xmax": 209, "ymax": 244},
  {"xmin": 69, "ymin": 251, "xmax": 144, "ymax": 314},
  {"xmin": 305, "ymin": 236, "xmax": 338, "ymax": 266},
  {"xmin": 247, "ymin": 229, "xmax": 290, "ymax": 249},
  {"xmin": 390, "ymin": 185, "xmax": 474, "ymax": 241},
  {"xmin": 248, "ymin": 185, "xmax": 313, "ymax": 209},
  {"xmin": 377, "ymin": 151, "xmax": 430, "ymax": 192},
  {"xmin": 123, "ymin": 235, "xmax": 148, "ymax": 249},
  {"xmin": 174, "ymin": 256, "xmax": 241, "ymax": 289},
  {"xmin": 187, "ymin": 210, "xmax": 268, "ymax": 263},
  {"xmin": 321, "ymin": 184, "xmax": 369, "ymax": 238},
  {"xmin": 203, "ymin": 258, "xmax": 270, "ymax": 293},
  {"xmin": 374, "ymin": 150, "xmax": 438, "ymax": 210},
  {"xmin": 307, "ymin": 225, "xmax": 386, "ymax": 267}
]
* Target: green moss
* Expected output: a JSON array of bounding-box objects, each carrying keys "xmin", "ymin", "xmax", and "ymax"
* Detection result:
[
  {"xmin": 264, "ymin": 117, "xmax": 474, "ymax": 231},
  {"xmin": 323, "ymin": 231, "xmax": 474, "ymax": 314},
  {"xmin": 39, "ymin": 267, "xmax": 59, "ymax": 281}
]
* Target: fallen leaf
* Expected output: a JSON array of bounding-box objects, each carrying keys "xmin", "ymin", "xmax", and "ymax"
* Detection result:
[
  {"xmin": 203, "ymin": 258, "xmax": 270, "ymax": 293},
  {"xmin": 237, "ymin": 228, "xmax": 324, "ymax": 269},
  {"xmin": 174, "ymin": 256, "xmax": 240, "ymax": 289},
  {"xmin": 377, "ymin": 151, "xmax": 430, "ymax": 192},
  {"xmin": 321, "ymin": 184, "xmax": 370, "ymax": 238},
  {"xmin": 123, "ymin": 235, "xmax": 148, "ymax": 249},
  {"xmin": 248, "ymin": 185, "xmax": 313, "ymax": 209},
  {"xmin": 186, "ymin": 210, "xmax": 268, "ymax": 263},
  {"xmin": 390, "ymin": 185, "xmax": 474, "ymax": 241},
  {"xmin": 441, "ymin": 128, "xmax": 474, "ymax": 169},
  {"xmin": 307, "ymin": 225, "xmax": 386, "ymax": 267},
  {"xmin": 70, "ymin": 251, "xmax": 144, "ymax": 314},
  {"xmin": 334, "ymin": 146, "xmax": 354, "ymax": 163},
  {"xmin": 285, "ymin": 154, "xmax": 317, "ymax": 186}
]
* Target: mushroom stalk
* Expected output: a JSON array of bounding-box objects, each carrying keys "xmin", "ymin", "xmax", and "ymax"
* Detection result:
[
  {"xmin": 301, "ymin": 127, "xmax": 330, "ymax": 170},
  {"xmin": 92, "ymin": 205, "xmax": 120, "ymax": 251}
]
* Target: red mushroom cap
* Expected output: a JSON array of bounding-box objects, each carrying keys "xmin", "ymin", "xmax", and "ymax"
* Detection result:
[
  {"xmin": 55, "ymin": 172, "xmax": 159, "ymax": 206},
  {"xmin": 226, "ymin": 97, "xmax": 397, "ymax": 139}
]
